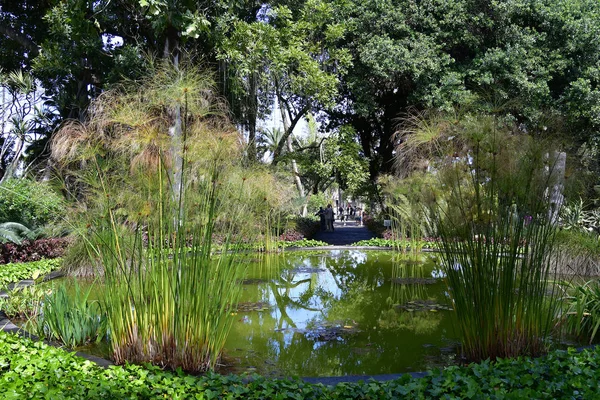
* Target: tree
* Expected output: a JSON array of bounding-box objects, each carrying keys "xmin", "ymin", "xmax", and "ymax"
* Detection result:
[
  {"xmin": 326, "ymin": 0, "xmax": 600, "ymax": 183},
  {"xmin": 217, "ymin": 1, "xmax": 350, "ymax": 164},
  {"xmin": 0, "ymin": 69, "xmax": 54, "ymax": 182}
]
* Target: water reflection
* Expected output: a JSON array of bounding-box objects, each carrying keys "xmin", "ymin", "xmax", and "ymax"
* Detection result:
[{"xmin": 225, "ymin": 250, "xmax": 458, "ymax": 377}]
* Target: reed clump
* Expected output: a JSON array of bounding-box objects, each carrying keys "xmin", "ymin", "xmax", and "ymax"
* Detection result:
[
  {"xmin": 432, "ymin": 119, "xmax": 562, "ymax": 361},
  {"xmin": 51, "ymin": 60, "xmax": 263, "ymax": 372},
  {"xmin": 100, "ymin": 162, "xmax": 251, "ymax": 371},
  {"xmin": 395, "ymin": 111, "xmax": 565, "ymax": 362}
]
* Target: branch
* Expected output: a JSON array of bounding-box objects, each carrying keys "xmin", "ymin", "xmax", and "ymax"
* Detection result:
[
  {"xmin": 294, "ymin": 137, "xmax": 327, "ymax": 153},
  {"xmin": 272, "ymin": 103, "xmax": 310, "ymax": 163},
  {"xmin": 0, "ymin": 25, "xmax": 39, "ymax": 57}
]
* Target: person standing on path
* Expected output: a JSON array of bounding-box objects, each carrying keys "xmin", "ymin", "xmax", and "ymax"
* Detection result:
[
  {"xmin": 325, "ymin": 204, "xmax": 335, "ymax": 231},
  {"xmin": 315, "ymin": 207, "xmax": 326, "ymax": 231}
]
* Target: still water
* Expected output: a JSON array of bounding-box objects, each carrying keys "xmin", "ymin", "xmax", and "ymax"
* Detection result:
[
  {"xmin": 223, "ymin": 250, "xmax": 458, "ymax": 377},
  {"xmin": 42, "ymin": 250, "xmax": 459, "ymax": 377}
]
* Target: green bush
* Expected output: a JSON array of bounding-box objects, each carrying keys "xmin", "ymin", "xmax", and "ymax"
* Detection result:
[
  {"xmin": 0, "ymin": 179, "xmax": 64, "ymax": 229},
  {"xmin": 0, "ymin": 331, "xmax": 599, "ymax": 399}
]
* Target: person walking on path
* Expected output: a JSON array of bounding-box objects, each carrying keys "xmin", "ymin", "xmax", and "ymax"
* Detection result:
[
  {"xmin": 325, "ymin": 204, "xmax": 335, "ymax": 231},
  {"xmin": 315, "ymin": 207, "xmax": 326, "ymax": 231}
]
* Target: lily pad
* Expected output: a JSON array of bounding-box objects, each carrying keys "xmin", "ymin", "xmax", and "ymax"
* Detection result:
[
  {"xmin": 395, "ymin": 299, "xmax": 453, "ymax": 312},
  {"xmin": 390, "ymin": 277, "xmax": 438, "ymax": 285},
  {"xmin": 235, "ymin": 301, "xmax": 271, "ymax": 313}
]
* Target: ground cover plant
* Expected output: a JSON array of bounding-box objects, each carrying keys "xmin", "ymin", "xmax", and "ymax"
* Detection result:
[
  {"xmin": 1, "ymin": 330, "xmax": 599, "ymax": 399},
  {"xmin": 0, "ymin": 258, "xmax": 62, "ymax": 288},
  {"xmin": 350, "ymin": 238, "xmax": 437, "ymax": 251},
  {"xmin": 0, "ymin": 284, "xmax": 47, "ymax": 319}
]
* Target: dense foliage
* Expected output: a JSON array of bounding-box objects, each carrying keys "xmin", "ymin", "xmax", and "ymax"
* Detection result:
[
  {"xmin": 0, "ymin": 258, "xmax": 62, "ymax": 288},
  {"xmin": 0, "ymin": 331, "xmax": 599, "ymax": 399},
  {"xmin": 0, "ymin": 179, "xmax": 64, "ymax": 229},
  {"xmin": 3, "ymin": 0, "xmax": 600, "ymax": 197},
  {"xmin": 0, "ymin": 238, "xmax": 70, "ymax": 264}
]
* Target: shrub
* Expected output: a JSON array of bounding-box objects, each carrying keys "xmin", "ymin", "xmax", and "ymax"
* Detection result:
[
  {"xmin": 0, "ymin": 237, "xmax": 71, "ymax": 264},
  {"xmin": 279, "ymin": 216, "xmax": 320, "ymax": 241},
  {"xmin": 363, "ymin": 215, "xmax": 386, "ymax": 236},
  {"xmin": 0, "ymin": 178, "xmax": 64, "ymax": 229}
]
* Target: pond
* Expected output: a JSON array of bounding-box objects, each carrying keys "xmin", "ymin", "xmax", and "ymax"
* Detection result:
[
  {"xmin": 224, "ymin": 250, "xmax": 457, "ymax": 377},
  {"xmin": 47, "ymin": 250, "xmax": 460, "ymax": 377}
]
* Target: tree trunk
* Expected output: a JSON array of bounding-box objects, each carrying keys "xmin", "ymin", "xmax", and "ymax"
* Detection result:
[
  {"xmin": 164, "ymin": 26, "xmax": 184, "ymax": 225},
  {"xmin": 278, "ymin": 98, "xmax": 307, "ymax": 216},
  {"xmin": 0, "ymin": 134, "xmax": 23, "ymax": 184},
  {"xmin": 246, "ymin": 72, "xmax": 258, "ymax": 163}
]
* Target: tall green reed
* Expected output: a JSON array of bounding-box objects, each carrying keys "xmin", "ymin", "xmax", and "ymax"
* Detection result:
[
  {"xmin": 428, "ymin": 120, "xmax": 563, "ymax": 362},
  {"xmin": 92, "ymin": 160, "xmax": 249, "ymax": 373}
]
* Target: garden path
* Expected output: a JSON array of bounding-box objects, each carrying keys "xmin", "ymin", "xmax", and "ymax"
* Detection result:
[{"xmin": 312, "ymin": 220, "xmax": 376, "ymax": 245}]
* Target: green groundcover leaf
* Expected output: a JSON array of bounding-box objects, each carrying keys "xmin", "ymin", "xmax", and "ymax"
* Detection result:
[{"xmin": 0, "ymin": 331, "xmax": 599, "ymax": 399}]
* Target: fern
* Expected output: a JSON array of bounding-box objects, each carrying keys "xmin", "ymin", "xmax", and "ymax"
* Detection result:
[{"xmin": 0, "ymin": 222, "xmax": 34, "ymax": 244}]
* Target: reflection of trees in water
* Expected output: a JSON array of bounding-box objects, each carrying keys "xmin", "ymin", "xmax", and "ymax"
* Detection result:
[
  {"xmin": 378, "ymin": 253, "xmax": 446, "ymax": 336},
  {"xmin": 321, "ymin": 251, "xmax": 392, "ymax": 290},
  {"xmin": 379, "ymin": 308, "xmax": 442, "ymax": 335},
  {"xmin": 389, "ymin": 253, "xmax": 430, "ymax": 305},
  {"xmin": 227, "ymin": 251, "xmax": 452, "ymax": 376}
]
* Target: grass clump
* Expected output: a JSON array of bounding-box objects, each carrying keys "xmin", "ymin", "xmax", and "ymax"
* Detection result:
[{"xmin": 28, "ymin": 282, "xmax": 107, "ymax": 348}]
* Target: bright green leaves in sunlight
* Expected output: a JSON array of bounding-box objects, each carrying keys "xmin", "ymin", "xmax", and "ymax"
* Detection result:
[{"xmin": 217, "ymin": 0, "xmax": 350, "ymax": 113}]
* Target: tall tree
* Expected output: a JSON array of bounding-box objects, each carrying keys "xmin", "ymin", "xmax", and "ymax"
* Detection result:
[{"xmin": 327, "ymin": 0, "xmax": 600, "ymax": 181}]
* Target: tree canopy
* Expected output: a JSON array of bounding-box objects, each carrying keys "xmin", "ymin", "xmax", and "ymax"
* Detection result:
[{"xmin": 2, "ymin": 0, "xmax": 600, "ymax": 201}]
